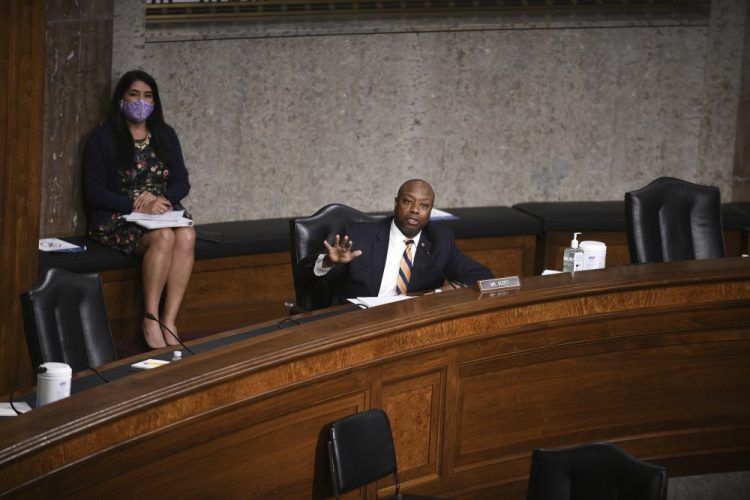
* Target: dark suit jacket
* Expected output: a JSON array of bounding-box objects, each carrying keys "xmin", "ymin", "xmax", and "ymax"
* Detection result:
[{"xmin": 308, "ymin": 217, "xmax": 493, "ymax": 302}]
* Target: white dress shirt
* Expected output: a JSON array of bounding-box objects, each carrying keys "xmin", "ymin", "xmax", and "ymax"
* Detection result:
[{"xmin": 377, "ymin": 222, "xmax": 421, "ymax": 296}]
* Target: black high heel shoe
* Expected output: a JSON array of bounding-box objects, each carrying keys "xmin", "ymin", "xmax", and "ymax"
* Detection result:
[{"xmin": 142, "ymin": 317, "xmax": 167, "ymax": 349}]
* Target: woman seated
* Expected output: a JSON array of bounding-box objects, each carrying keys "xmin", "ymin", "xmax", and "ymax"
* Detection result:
[{"xmin": 82, "ymin": 70, "xmax": 195, "ymax": 349}]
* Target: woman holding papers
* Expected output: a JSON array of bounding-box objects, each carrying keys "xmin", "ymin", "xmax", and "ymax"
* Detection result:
[{"xmin": 82, "ymin": 70, "xmax": 195, "ymax": 350}]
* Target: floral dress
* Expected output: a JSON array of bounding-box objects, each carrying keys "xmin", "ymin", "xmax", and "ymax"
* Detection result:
[{"xmin": 88, "ymin": 136, "xmax": 191, "ymax": 254}]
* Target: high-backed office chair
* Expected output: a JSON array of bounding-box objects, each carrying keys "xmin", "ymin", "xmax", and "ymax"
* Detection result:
[
  {"xmin": 289, "ymin": 203, "xmax": 386, "ymax": 310},
  {"xmin": 527, "ymin": 442, "xmax": 667, "ymax": 500},
  {"xmin": 327, "ymin": 409, "xmax": 441, "ymax": 499},
  {"xmin": 21, "ymin": 267, "xmax": 117, "ymax": 373},
  {"xmin": 625, "ymin": 176, "xmax": 725, "ymax": 263}
]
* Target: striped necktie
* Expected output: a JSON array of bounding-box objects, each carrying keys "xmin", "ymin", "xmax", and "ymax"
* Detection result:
[{"xmin": 397, "ymin": 239, "xmax": 414, "ymax": 295}]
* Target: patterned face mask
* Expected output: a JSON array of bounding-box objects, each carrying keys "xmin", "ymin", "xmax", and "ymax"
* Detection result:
[{"xmin": 120, "ymin": 99, "xmax": 154, "ymax": 123}]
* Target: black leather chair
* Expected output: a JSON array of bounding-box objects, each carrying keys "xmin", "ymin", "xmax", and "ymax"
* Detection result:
[
  {"xmin": 289, "ymin": 203, "xmax": 386, "ymax": 311},
  {"xmin": 527, "ymin": 442, "xmax": 667, "ymax": 500},
  {"xmin": 326, "ymin": 408, "xmax": 441, "ymax": 499},
  {"xmin": 625, "ymin": 177, "xmax": 725, "ymax": 263},
  {"xmin": 21, "ymin": 267, "xmax": 117, "ymax": 373}
]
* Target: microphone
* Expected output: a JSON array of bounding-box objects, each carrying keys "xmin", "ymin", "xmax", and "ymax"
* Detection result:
[
  {"xmin": 71, "ymin": 359, "xmax": 110, "ymax": 383},
  {"xmin": 144, "ymin": 312, "xmax": 195, "ymax": 355},
  {"xmin": 448, "ymin": 279, "xmax": 468, "ymax": 289},
  {"xmin": 276, "ymin": 317, "xmax": 302, "ymax": 329}
]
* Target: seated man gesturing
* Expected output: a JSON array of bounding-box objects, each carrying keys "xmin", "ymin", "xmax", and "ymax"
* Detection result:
[{"xmin": 310, "ymin": 179, "xmax": 493, "ymax": 302}]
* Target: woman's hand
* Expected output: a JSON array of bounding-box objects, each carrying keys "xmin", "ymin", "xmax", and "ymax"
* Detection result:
[
  {"xmin": 134, "ymin": 193, "xmax": 172, "ymax": 214},
  {"xmin": 142, "ymin": 196, "xmax": 172, "ymax": 215},
  {"xmin": 133, "ymin": 192, "xmax": 158, "ymax": 212}
]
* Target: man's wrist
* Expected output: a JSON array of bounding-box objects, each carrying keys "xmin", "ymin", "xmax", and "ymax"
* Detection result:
[{"xmin": 314, "ymin": 253, "xmax": 333, "ymax": 277}]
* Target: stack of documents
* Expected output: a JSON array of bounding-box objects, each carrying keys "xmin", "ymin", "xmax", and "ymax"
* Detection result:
[
  {"xmin": 0, "ymin": 402, "xmax": 31, "ymax": 416},
  {"xmin": 429, "ymin": 208, "xmax": 459, "ymax": 221},
  {"xmin": 39, "ymin": 238, "xmax": 86, "ymax": 253},
  {"xmin": 123, "ymin": 210, "xmax": 193, "ymax": 229}
]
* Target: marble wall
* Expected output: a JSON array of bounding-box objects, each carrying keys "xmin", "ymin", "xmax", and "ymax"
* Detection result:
[
  {"xmin": 101, "ymin": 1, "xmax": 746, "ymax": 225},
  {"xmin": 701, "ymin": 0, "xmax": 747, "ymax": 198},
  {"xmin": 42, "ymin": 0, "xmax": 113, "ymax": 236}
]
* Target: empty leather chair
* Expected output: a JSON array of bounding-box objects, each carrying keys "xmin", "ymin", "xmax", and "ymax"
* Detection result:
[
  {"xmin": 625, "ymin": 176, "xmax": 725, "ymax": 263},
  {"xmin": 289, "ymin": 204, "xmax": 386, "ymax": 311},
  {"xmin": 527, "ymin": 442, "xmax": 667, "ymax": 500},
  {"xmin": 21, "ymin": 267, "xmax": 117, "ymax": 373},
  {"xmin": 327, "ymin": 408, "xmax": 441, "ymax": 499}
]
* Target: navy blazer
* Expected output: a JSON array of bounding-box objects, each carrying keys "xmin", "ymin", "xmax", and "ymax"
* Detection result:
[{"xmin": 312, "ymin": 217, "xmax": 493, "ymax": 302}]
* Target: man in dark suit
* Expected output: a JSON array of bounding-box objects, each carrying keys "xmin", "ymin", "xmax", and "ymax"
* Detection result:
[{"xmin": 310, "ymin": 179, "xmax": 493, "ymax": 302}]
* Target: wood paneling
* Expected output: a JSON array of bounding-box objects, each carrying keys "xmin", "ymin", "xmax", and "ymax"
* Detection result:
[
  {"xmin": 0, "ymin": 0, "xmax": 46, "ymax": 394},
  {"xmin": 457, "ymin": 235, "xmax": 536, "ymax": 278},
  {"xmin": 383, "ymin": 369, "xmax": 444, "ymax": 488},
  {"xmin": 99, "ymin": 251, "xmax": 296, "ymax": 343},
  {"xmin": 1, "ymin": 259, "xmax": 749, "ymax": 498}
]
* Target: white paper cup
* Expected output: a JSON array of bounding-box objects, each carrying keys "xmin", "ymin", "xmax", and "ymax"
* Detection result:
[
  {"xmin": 580, "ymin": 240, "xmax": 607, "ymax": 270},
  {"xmin": 36, "ymin": 362, "xmax": 72, "ymax": 407}
]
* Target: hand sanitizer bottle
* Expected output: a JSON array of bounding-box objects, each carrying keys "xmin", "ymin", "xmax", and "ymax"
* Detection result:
[{"xmin": 562, "ymin": 232, "xmax": 583, "ymax": 273}]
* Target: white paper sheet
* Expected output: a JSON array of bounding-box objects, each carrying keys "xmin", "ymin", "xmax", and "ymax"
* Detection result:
[
  {"xmin": 123, "ymin": 210, "xmax": 184, "ymax": 222},
  {"xmin": 348, "ymin": 295, "xmax": 415, "ymax": 308},
  {"xmin": 0, "ymin": 402, "xmax": 32, "ymax": 416},
  {"xmin": 429, "ymin": 208, "xmax": 459, "ymax": 221},
  {"xmin": 129, "ymin": 217, "xmax": 194, "ymax": 229}
]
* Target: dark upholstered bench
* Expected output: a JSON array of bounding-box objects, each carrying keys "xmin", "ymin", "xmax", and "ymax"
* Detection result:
[
  {"xmin": 39, "ymin": 218, "xmax": 293, "ymax": 274},
  {"xmin": 438, "ymin": 206, "xmax": 540, "ymax": 237},
  {"xmin": 38, "ymin": 207, "xmax": 540, "ymax": 344},
  {"xmin": 514, "ymin": 201, "xmax": 747, "ymax": 273}
]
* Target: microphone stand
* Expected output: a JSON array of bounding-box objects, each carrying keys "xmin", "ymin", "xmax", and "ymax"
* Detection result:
[{"xmin": 72, "ymin": 359, "xmax": 110, "ymax": 383}]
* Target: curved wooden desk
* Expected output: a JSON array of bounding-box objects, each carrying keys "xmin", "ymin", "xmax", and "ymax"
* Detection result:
[{"xmin": 2, "ymin": 259, "xmax": 750, "ymax": 498}]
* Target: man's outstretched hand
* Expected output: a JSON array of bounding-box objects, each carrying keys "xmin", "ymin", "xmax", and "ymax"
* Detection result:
[{"xmin": 322, "ymin": 234, "xmax": 362, "ymax": 268}]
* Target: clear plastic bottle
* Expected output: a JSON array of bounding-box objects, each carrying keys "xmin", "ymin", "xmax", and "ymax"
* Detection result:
[{"xmin": 562, "ymin": 232, "xmax": 583, "ymax": 273}]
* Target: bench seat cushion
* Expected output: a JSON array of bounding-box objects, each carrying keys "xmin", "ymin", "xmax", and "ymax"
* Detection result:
[
  {"xmin": 725, "ymin": 203, "xmax": 750, "ymax": 230},
  {"xmin": 38, "ymin": 218, "xmax": 293, "ymax": 274},
  {"xmin": 514, "ymin": 201, "xmax": 747, "ymax": 232},
  {"xmin": 193, "ymin": 218, "xmax": 291, "ymax": 260},
  {"xmin": 514, "ymin": 201, "xmax": 627, "ymax": 232},
  {"xmin": 38, "ymin": 236, "xmax": 140, "ymax": 274},
  {"xmin": 437, "ymin": 207, "xmax": 541, "ymax": 238}
]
